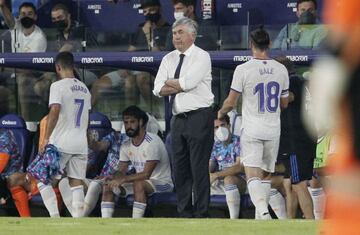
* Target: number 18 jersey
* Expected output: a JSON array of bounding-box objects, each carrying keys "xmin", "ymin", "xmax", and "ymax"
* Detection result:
[
  {"xmin": 231, "ymin": 59, "xmax": 289, "ymax": 140},
  {"xmin": 49, "ymin": 78, "xmax": 91, "ymax": 154}
]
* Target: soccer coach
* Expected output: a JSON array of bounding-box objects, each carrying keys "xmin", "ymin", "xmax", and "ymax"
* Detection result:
[{"xmin": 153, "ymin": 17, "xmax": 214, "ymax": 218}]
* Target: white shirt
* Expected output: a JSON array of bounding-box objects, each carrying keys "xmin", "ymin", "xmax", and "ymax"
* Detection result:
[
  {"xmin": 49, "ymin": 78, "xmax": 91, "ymax": 154},
  {"xmin": 11, "ymin": 20, "xmax": 47, "ymax": 52},
  {"xmin": 231, "ymin": 59, "xmax": 289, "ymax": 140},
  {"xmin": 153, "ymin": 44, "xmax": 214, "ymax": 114},
  {"xmin": 119, "ymin": 132, "xmax": 173, "ymax": 185}
]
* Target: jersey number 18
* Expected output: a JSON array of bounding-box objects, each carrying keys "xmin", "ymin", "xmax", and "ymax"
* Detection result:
[{"xmin": 254, "ymin": 81, "xmax": 280, "ymax": 113}]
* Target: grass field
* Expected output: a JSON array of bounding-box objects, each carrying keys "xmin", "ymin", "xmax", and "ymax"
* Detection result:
[{"xmin": 0, "ymin": 218, "xmax": 318, "ymax": 235}]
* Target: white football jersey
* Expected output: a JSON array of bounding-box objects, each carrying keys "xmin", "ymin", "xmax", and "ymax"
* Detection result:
[
  {"xmin": 119, "ymin": 132, "xmax": 173, "ymax": 185},
  {"xmin": 231, "ymin": 59, "xmax": 289, "ymax": 140},
  {"xmin": 49, "ymin": 78, "xmax": 91, "ymax": 154}
]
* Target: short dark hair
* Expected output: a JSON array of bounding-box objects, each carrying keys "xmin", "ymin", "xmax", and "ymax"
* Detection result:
[
  {"xmin": 250, "ymin": 27, "xmax": 270, "ymax": 51},
  {"xmin": 55, "ymin": 51, "xmax": 74, "ymax": 70},
  {"xmin": 172, "ymin": 0, "xmax": 196, "ymax": 6},
  {"xmin": 218, "ymin": 114, "xmax": 230, "ymax": 125},
  {"xmin": 296, "ymin": 0, "xmax": 317, "ymax": 9},
  {"xmin": 51, "ymin": 3, "xmax": 69, "ymax": 14},
  {"xmin": 122, "ymin": 105, "xmax": 149, "ymax": 127},
  {"xmin": 19, "ymin": 2, "xmax": 37, "ymax": 15}
]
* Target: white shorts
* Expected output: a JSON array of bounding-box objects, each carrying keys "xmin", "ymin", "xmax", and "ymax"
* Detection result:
[
  {"xmin": 59, "ymin": 152, "xmax": 88, "ymax": 180},
  {"xmin": 240, "ymin": 133, "xmax": 279, "ymax": 173},
  {"xmin": 112, "ymin": 179, "xmax": 173, "ymax": 197}
]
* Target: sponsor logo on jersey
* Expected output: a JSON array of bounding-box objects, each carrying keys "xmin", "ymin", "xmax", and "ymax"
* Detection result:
[
  {"xmin": 131, "ymin": 56, "xmax": 154, "ymax": 63},
  {"xmin": 32, "ymin": 57, "xmax": 53, "ymax": 64},
  {"xmin": 233, "ymin": 56, "xmax": 252, "ymax": 62},
  {"xmin": 1, "ymin": 120, "xmax": 16, "ymax": 125},
  {"xmin": 0, "ymin": 58, "xmax": 5, "ymax": 64},
  {"xmin": 81, "ymin": 57, "xmax": 104, "ymax": 64}
]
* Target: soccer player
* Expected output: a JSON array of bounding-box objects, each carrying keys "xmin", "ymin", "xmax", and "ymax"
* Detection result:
[
  {"xmin": 210, "ymin": 115, "xmax": 246, "ymax": 219},
  {"xmin": 218, "ymin": 27, "xmax": 289, "ymax": 219},
  {"xmin": 101, "ymin": 105, "xmax": 173, "ymax": 218},
  {"xmin": 39, "ymin": 51, "xmax": 91, "ymax": 218}
]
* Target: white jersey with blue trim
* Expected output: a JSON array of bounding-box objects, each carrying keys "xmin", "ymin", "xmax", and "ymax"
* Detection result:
[
  {"xmin": 119, "ymin": 132, "xmax": 173, "ymax": 185},
  {"xmin": 49, "ymin": 78, "xmax": 91, "ymax": 154},
  {"xmin": 231, "ymin": 59, "xmax": 289, "ymax": 140}
]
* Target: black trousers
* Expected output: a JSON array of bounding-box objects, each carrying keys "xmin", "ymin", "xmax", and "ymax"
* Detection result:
[{"xmin": 171, "ymin": 107, "xmax": 214, "ymax": 218}]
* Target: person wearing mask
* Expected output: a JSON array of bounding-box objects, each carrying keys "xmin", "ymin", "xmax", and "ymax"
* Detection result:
[
  {"xmin": 165, "ymin": 0, "xmax": 218, "ymax": 51},
  {"xmin": 0, "ymin": 0, "xmax": 46, "ymax": 52},
  {"xmin": 272, "ymin": 0, "xmax": 327, "ymax": 50},
  {"xmin": 209, "ymin": 115, "xmax": 246, "ymax": 219}
]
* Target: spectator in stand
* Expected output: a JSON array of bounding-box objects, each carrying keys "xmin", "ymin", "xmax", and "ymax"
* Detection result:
[
  {"xmin": 165, "ymin": 0, "xmax": 218, "ymax": 51},
  {"xmin": 91, "ymin": 0, "xmax": 170, "ymax": 113},
  {"xmin": 272, "ymin": 0, "xmax": 327, "ymax": 50},
  {"xmin": 0, "ymin": 1, "xmax": 47, "ymax": 120}
]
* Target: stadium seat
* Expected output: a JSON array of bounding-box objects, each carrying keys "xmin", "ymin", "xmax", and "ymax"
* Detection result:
[
  {"xmin": 0, "ymin": 114, "xmax": 31, "ymax": 170},
  {"xmin": 87, "ymin": 112, "xmax": 113, "ymax": 178}
]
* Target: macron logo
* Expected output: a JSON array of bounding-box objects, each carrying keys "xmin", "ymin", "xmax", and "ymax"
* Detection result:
[
  {"xmin": 2, "ymin": 120, "xmax": 16, "ymax": 125},
  {"xmin": 233, "ymin": 56, "xmax": 252, "ymax": 62},
  {"xmin": 131, "ymin": 56, "xmax": 154, "ymax": 63},
  {"xmin": 286, "ymin": 55, "xmax": 308, "ymax": 62},
  {"xmin": 81, "ymin": 57, "xmax": 104, "ymax": 64},
  {"xmin": 90, "ymin": 120, "xmax": 101, "ymax": 125},
  {"xmin": 32, "ymin": 57, "xmax": 53, "ymax": 64}
]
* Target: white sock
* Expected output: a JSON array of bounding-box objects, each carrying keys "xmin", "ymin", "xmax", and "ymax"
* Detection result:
[
  {"xmin": 255, "ymin": 180, "xmax": 271, "ymax": 219},
  {"xmin": 247, "ymin": 177, "xmax": 270, "ymax": 220},
  {"xmin": 38, "ymin": 182, "xmax": 60, "ymax": 217},
  {"xmin": 101, "ymin": 201, "xmax": 114, "ymax": 218},
  {"xmin": 132, "ymin": 201, "xmax": 146, "ymax": 218},
  {"xmin": 269, "ymin": 188, "xmax": 287, "ymax": 219},
  {"xmin": 84, "ymin": 180, "xmax": 102, "ymax": 217},
  {"xmin": 262, "ymin": 180, "xmax": 271, "ymax": 204},
  {"xmin": 224, "ymin": 184, "xmax": 241, "ymax": 219},
  {"xmin": 309, "ymin": 187, "xmax": 325, "ymax": 220},
  {"xmin": 58, "ymin": 177, "xmax": 73, "ymax": 216},
  {"xmin": 71, "ymin": 185, "xmax": 85, "ymax": 218}
]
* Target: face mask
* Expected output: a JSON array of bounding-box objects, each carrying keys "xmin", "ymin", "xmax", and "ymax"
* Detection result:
[
  {"xmin": 215, "ymin": 126, "xmax": 229, "ymax": 142},
  {"xmin": 174, "ymin": 11, "xmax": 185, "ymax": 21},
  {"xmin": 298, "ymin": 10, "xmax": 316, "ymax": 25},
  {"xmin": 53, "ymin": 20, "xmax": 68, "ymax": 32},
  {"xmin": 145, "ymin": 12, "xmax": 161, "ymax": 23},
  {"xmin": 20, "ymin": 17, "xmax": 35, "ymax": 29}
]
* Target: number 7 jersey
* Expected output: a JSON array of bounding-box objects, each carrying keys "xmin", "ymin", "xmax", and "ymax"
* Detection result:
[
  {"xmin": 48, "ymin": 78, "xmax": 91, "ymax": 154},
  {"xmin": 231, "ymin": 59, "xmax": 289, "ymax": 140}
]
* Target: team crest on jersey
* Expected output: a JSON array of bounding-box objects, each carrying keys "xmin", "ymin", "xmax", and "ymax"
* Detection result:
[{"xmin": 128, "ymin": 151, "xmax": 133, "ymax": 157}]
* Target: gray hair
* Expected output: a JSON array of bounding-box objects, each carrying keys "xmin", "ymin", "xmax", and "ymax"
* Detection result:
[{"xmin": 172, "ymin": 17, "xmax": 198, "ymax": 36}]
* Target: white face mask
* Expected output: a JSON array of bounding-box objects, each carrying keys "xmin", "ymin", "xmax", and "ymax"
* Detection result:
[
  {"xmin": 215, "ymin": 126, "xmax": 229, "ymax": 142},
  {"xmin": 174, "ymin": 11, "xmax": 185, "ymax": 21}
]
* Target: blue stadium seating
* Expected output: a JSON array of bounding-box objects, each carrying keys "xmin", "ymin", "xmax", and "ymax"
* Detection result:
[{"xmin": 0, "ymin": 113, "xmax": 31, "ymax": 170}]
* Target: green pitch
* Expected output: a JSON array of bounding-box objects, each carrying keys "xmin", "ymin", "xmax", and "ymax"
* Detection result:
[{"xmin": 0, "ymin": 218, "xmax": 318, "ymax": 235}]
